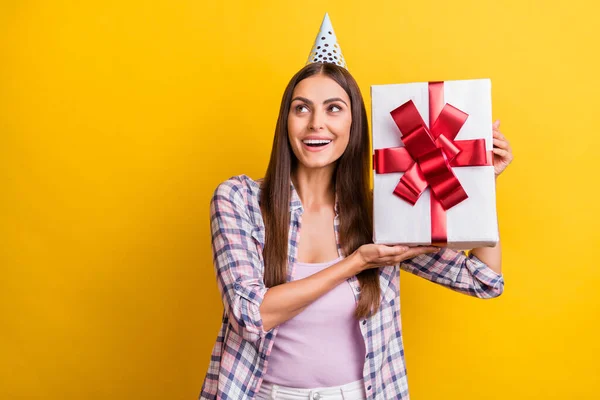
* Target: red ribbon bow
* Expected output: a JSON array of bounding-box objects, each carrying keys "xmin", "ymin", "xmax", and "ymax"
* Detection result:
[{"xmin": 373, "ymin": 82, "xmax": 492, "ymax": 244}]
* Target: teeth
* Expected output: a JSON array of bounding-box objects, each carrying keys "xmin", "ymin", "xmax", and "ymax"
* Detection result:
[{"xmin": 302, "ymin": 139, "xmax": 332, "ymax": 144}]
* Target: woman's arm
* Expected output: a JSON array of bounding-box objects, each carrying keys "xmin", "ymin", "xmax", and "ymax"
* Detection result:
[
  {"xmin": 210, "ymin": 180, "xmax": 269, "ymax": 344},
  {"xmin": 471, "ymin": 236, "xmax": 501, "ymax": 273},
  {"xmin": 399, "ymin": 247, "xmax": 504, "ymax": 299},
  {"xmin": 259, "ymin": 257, "xmax": 362, "ymax": 331}
]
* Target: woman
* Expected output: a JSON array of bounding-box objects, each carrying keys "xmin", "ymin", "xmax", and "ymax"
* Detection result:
[{"xmin": 199, "ymin": 62, "xmax": 512, "ymax": 400}]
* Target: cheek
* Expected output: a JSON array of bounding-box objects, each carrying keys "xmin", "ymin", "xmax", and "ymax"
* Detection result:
[
  {"xmin": 335, "ymin": 134, "xmax": 351, "ymax": 156},
  {"xmin": 287, "ymin": 116, "xmax": 303, "ymax": 157},
  {"xmin": 333, "ymin": 118, "xmax": 352, "ymax": 146},
  {"xmin": 335, "ymin": 113, "xmax": 352, "ymax": 131},
  {"xmin": 287, "ymin": 115, "xmax": 303, "ymax": 139}
]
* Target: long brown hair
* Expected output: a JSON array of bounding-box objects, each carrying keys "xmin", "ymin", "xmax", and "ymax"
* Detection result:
[{"xmin": 259, "ymin": 62, "xmax": 379, "ymax": 319}]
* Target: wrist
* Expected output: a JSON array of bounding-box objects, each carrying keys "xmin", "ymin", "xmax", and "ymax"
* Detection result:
[{"xmin": 347, "ymin": 251, "xmax": 366, "ymax": 275}]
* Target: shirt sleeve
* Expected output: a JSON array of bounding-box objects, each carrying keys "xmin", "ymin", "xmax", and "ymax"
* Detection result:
[
  {"xmin": 210, "ymin": 179, "xmax": 270, "ymax": 343},
  {"xmin": 399, "ymin": 247, "xmax": 504, "ymax": 298}
]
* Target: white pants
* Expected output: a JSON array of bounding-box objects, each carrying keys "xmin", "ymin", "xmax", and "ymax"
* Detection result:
[{"xmin": 255, "ymin": 379, "xmax": 366, "ymax": 400}]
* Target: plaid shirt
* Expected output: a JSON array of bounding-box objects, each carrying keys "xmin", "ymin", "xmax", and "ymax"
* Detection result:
[{"xmin": 199, "ymin": 174, "xmax": 504, "ymax": 400}]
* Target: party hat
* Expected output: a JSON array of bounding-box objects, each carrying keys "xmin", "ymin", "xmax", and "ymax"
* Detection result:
[{"xmin": 306, "ymin": 13, "xmax": 347, "ymax": 69}]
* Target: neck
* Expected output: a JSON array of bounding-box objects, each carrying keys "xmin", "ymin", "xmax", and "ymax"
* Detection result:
[{"xmin": 291, "ymin": 164, "xmax": 336, "ymax": 212}]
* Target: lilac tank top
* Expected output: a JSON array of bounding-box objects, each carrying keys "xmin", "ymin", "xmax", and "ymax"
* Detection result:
[{"xmin": 263, "ymin": 256, "xmax": 366, "ymax": 388}]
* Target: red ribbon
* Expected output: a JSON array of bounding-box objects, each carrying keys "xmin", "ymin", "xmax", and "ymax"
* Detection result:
[{"xmin": 373, "ymin": 82, "xmax": 492, "ymax": 245}]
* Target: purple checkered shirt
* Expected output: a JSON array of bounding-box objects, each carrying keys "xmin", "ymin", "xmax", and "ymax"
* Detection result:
[{"xmin": 199, "ymin": 175, "xmax": 504, "ymax": 399}]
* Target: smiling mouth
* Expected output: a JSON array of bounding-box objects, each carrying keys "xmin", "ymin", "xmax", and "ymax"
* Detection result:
[{"xmin": 302, "ymin": 139, "xmax": 332, "ymax": 147}]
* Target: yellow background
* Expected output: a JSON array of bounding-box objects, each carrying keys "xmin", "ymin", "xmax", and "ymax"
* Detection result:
[{"xmin": 1, "ymin": 0, "xmax": 598, "ymax": 399}]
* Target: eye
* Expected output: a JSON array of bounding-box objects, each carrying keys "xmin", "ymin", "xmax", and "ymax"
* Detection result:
[
  {"xmin": 295, "ymin": 104, "xmax": 309, "ymax": 113},
  {"xmin": 329, "ymin": 104, "xmax": 342, "ymax": 112}
]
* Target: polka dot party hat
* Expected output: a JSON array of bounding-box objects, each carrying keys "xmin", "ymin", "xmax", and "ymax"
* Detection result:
[{"xmin": 306, "ymin": 13, "xmax": 347, "ymax": 69}]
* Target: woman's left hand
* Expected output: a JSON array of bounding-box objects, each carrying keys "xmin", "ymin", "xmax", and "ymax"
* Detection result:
[{"xmin": 492, "ymin": 120, "xmax": 513, "ymax": 178}]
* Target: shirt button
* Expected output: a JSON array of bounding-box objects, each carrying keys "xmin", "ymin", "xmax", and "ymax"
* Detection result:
[
  {"xmin": 356, "ymin": 286, "xmax": 361, "ymax": 292},
  {"xmin": 312, "ymin": 393, "xmax": 322, "ymax": 400},
  {"xmin": 362, "ymin": 320, "xmax": 367, "ymax": 325},
  {"xmin": 367, "ymin": 385, "xmax": 372, "ymax": 390}
]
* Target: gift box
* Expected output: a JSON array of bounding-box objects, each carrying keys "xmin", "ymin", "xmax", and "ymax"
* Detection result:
[{"xmin": 371, "ymin": 79, "xmax": 499, "ymax": 249}]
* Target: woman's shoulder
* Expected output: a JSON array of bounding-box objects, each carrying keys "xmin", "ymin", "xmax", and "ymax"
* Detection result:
[{"xmin": 211, "ymin": 174, "xmax": 263, "ymax": 207}]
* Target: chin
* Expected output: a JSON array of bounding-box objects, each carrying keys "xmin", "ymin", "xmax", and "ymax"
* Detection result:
[{"xmin": 297, "ymin": 157, "xmax": 337, "ymax": 170}]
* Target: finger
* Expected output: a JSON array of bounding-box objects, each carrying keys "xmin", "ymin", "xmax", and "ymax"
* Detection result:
[
  {"xmin": 380, "ymin": 245, "xmax": 409, "ymax": 257},
  {"xmin": 414, "ymin": 246, "xmax": 439, "ymax": 255},
  {"xmin": 493, "ymin": 138, "xmax": 509, "ymax": 149},
  {"xmin": 414, "ymin": 246, "xmax": 439, "ymax": 252},
  {"xmin": 492, "ymin": 148, "xmax": 511, "ymax": 158},
  {"xmin": 400, "ymin": 246, "xmax": 439, "ymax": 260},
  {"xmin": 493, "ymin": 120, "xmax": 501, "ymax": 130},
  {"xmin": 394, "ymin": 245, "xmax": 410, "ymax": 253},
  {"xmin": 492, "ymin": 129, "xmax": 505, "ymax": 138}
]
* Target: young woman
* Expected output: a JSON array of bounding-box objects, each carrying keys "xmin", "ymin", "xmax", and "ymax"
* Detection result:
[{"xmin": 199, "ymin": 62, "xmax": 512, "ymax": 400}]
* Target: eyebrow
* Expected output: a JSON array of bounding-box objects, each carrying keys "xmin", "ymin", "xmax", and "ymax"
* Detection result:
[{"xmin": 291, "ymin": 96, "xmax": 348, "ymax": 107}]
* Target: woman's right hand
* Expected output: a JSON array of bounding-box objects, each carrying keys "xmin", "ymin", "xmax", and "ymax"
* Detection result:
[{"xmin": 352, "ymin": 243, "xmax": 440, "ymax": 272}]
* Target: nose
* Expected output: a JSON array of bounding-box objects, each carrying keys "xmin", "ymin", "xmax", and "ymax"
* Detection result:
[{"xmin": 309, "ymin": 109, "xmax": 325, "ymax": 131}]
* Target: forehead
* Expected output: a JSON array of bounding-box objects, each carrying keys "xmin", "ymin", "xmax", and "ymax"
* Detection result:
[{"xmin": 292, "ymin": 74, "xmax": 350, "ymax": 103}]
